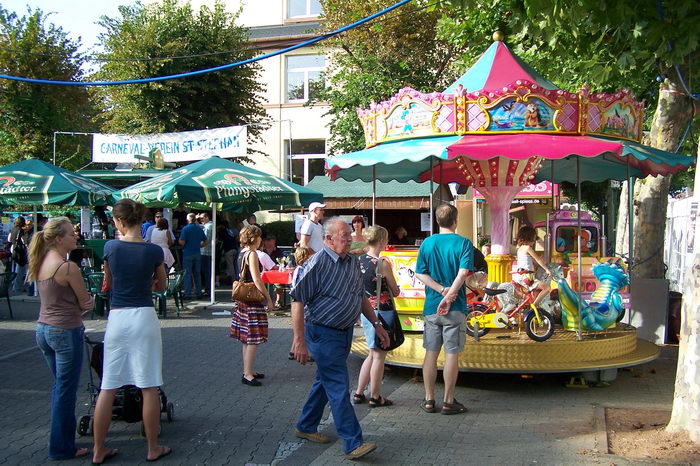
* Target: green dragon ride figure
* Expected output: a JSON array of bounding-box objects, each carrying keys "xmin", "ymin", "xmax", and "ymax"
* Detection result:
[{"xmin": 552, "ymin": 259, "xmax": 629, "ymax": 331}]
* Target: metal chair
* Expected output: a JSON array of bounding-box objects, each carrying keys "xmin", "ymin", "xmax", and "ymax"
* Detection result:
[
  {"xmin": 0, "ymin": 272, "xmax": 17, "ymax": 319},
  {"xmin": 153, "ymin": 271, "xmax": 185, "ymax": 318},
  {"xmin": 86, "ymin": 272, "xmax": 110, "ymax": 318}
]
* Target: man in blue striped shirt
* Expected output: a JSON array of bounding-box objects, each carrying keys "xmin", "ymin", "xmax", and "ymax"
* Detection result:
[{"xmin": 290, "ymin": 217, "xmax": 389, "ymax": 460}]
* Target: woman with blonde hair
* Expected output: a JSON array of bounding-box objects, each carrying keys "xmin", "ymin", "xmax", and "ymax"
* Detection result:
[
  {"xmin": 30, "ymin": 217, "xmax": 94, "ymax": 460},
  {"xmin": 352, "ymin": 225, "xmax": 400, "ymax": 407},
  {"xmin": 231, "ymin": 225, "xmax": 273, "ymax": 386},
  {"xmin": 92, "ymin": 199, "xmax": 169, "ymax": 464}
]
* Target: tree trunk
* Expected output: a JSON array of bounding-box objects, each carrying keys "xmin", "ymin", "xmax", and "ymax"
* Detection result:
[
  {"xmin": 615, "ymin": 181, "xmax": 629, "ymax": 258},
  {"xmin": 632, "ymin": 76, "xmax": 693, "ymax": 278},
  {"xmin": 667, "ymin": 138, "xmax": 700, "ymax": 441}
]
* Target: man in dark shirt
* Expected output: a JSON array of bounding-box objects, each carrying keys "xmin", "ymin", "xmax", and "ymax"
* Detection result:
[
  {"xmin": 290, "ymin": 218, "xmax": 389, "ymax": 460},
  {"xmin": 178, "ymin": 213, "xmax": 208, "ymax": 298}
]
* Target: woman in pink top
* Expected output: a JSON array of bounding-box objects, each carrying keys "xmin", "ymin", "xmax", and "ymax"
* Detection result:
[{"xmin": 29, "ymin": 217, "xmax": 94, "ymax": 461}]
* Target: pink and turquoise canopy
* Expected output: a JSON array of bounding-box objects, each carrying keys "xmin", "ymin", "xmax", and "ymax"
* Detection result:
[
  {"xmin": 444, "ymin": 41, "xmax": 558, "ymax": 94},
  {"xmin": 327, "ymin": 37, "xmax": 693, "ymax": 186}
]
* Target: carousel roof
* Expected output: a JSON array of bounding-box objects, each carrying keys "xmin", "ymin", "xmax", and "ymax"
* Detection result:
[{"xmin": 444, "ymin": 40, "xmax": 559, "ymax": 94}]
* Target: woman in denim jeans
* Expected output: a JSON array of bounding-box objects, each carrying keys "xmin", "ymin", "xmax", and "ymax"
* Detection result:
[{"xmin": 29, "ymin": 217, "xmax": 94, "ymax": 460}]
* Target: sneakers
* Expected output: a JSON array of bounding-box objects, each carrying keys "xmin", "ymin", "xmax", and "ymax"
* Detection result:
[
  {"xmin": 345, "ymin": 443, "xmax": 377, "ymax": 460},
  {"xmin": 294, "ymin": 428, "xmax": 332, "ymax": 444}
]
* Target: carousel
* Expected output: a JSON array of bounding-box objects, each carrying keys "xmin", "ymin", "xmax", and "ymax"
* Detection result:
[{"xmin": 327, "ymin": 32, "xmax": 693, "ymax": 381}]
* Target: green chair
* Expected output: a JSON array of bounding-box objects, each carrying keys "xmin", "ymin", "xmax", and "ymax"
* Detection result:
[
  {"xmin": 153, "ymin": 271, "xmax": 185, "ymax": 318},
  {"xmin": 86, "ymin": 272, "xmax": 111, "ymax": 318},
  {"xmin": 0, "ymin": 271, "xmax": 17, "ymax": 319}
]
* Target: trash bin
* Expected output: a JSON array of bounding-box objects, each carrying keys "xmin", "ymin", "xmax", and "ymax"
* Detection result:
[{"xmin": 666, "ymin": 291, "xmax": 682, "ymax": 344}]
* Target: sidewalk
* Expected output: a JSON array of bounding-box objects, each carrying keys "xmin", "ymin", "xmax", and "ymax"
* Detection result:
[{"xmin": 0, "ymin": 297, "xmax": 678, "ymax": 465}]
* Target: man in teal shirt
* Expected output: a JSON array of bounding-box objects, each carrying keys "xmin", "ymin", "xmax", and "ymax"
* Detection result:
[{"xmin": 415, "ymin": 203, "xmax": 473, "ymax": 415}]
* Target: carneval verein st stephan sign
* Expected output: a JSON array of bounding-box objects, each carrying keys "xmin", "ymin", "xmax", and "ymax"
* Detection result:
[{"xmin": 92, "ymin": 126, "xmax": 247, "ymax": 163}]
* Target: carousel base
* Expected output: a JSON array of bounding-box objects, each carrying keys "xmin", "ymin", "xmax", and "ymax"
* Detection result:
[{"xmin": 351, "ymin": 323, "xmax": 659, "ymax": 379}]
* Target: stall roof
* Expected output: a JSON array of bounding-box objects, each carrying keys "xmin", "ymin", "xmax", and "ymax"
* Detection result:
[{"xmin": 305, "ymin": 177, "xmax": 452, "ymax": 210}]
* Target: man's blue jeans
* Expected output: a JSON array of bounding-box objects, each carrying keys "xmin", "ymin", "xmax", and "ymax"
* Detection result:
[
  {"xmin": 35, "ymin": 324, "xmax": 84, "ymax": 460},
  {"xmin": 183, "ymin": 254, "xmax": 202, "ymax": 297},
  {"xmin": 296, "ymin": 323, "xmax": 363, "ymax": 454}
]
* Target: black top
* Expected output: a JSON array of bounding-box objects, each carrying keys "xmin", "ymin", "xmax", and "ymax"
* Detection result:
[
  {"xmin": 238, "ymin": 250, "xmax": 262, "ymax": 283},
  {"xmin": 358, "ymin": 253, "xmax": 395, "ymax": 311}
]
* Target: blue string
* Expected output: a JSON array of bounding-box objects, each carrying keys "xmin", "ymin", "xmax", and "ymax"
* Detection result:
[{"xmin": 0, "ymin": 0, "xmax": 411, "ymax": 86}]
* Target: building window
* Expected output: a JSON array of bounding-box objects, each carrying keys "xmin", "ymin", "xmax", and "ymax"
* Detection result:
[
  {"xmin": 288, "ymin": 0, "xmax": 322, "ymax": 18},
  {"xmin": 286, "ymin": 139, "xmax": 325, "ymax": 185},
  {"xmin": 286, "ymin": 54, "xmax": 325, "ymax": 102}
]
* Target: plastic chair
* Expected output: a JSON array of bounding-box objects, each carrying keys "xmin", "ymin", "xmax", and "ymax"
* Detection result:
[
  {"xmin": 86, "ymin": 272, "xmax": 111, "ymax": 318},
  {"xmin": 153, "ymin": 271, "xmax": 184, "ymax": 318},
  {"xmin": 0, "ymin": 272, "xmax": 17, "ymax": 319}
]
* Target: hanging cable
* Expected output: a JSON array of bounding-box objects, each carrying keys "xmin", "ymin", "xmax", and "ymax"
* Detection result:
[{"xmin": 0, "ymin": 0, "xmax": 411, "ymax": 86}]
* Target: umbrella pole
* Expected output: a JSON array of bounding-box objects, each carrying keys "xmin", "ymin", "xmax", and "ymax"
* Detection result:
[
  {"xmin": 210, "ymin": 204, "xmax": 217, "ymax": 306},
  {"xmin": 576, "ymin": 156, "xmax": 582, "ymax": 341},
  {"xmin": 429, "ymin": 158, "xmax": 434, "ymax": 235},
  {"xmin": 372, "ymin": 166, "xmax": 376, "ymax": 226},
  {"xmin": 33, "ymin": 206, "xmax": 38, "ymax": 297}
]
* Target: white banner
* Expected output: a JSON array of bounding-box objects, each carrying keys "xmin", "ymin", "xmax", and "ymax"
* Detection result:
[{"xmin": 92, "ymin": 126, "xmax": 247, "ymax": 163}]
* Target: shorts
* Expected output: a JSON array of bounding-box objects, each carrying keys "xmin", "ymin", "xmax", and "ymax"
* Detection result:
[
  {"xmin": 360, "ymin": 310, "xmax": 395, "ymax": 350},
  {"xmin": 423, "ymin": 311, "xmax": 466, "ymax": 354}
]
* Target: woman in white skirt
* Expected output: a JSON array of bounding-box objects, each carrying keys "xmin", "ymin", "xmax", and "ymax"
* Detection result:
[{"xmin": 91, "ymin": 199, "xmax": 170, "ymax": 464}]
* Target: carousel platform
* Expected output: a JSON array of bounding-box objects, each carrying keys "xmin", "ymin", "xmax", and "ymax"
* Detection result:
[{"xmin": 351, "ymin": 323, "xmax": 659, "ymax": 380}]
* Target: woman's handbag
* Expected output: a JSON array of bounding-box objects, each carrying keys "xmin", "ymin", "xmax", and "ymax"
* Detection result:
[
  {"xmin": 232, "ymin": 251, "xmax": 266, "ymax": 303},
  {"xmin": 373, "ymin": 258, "xmax": 404, "ymax": 351}
]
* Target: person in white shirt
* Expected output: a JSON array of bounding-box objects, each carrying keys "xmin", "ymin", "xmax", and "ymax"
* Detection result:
[
  {"xmin": 255, "ymin": 249, "xmax": 276, "ymax": 271},
  {"xmin": 299, "ymin": 202, "xmax": 325, "ymax": 253},
  {"xmin": 144, "ymin": 212, "xmax": 174, "ymax": 243}
]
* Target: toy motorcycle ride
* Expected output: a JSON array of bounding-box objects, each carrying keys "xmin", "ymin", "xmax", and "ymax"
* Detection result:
[{"xmin": 465, "ymin": 279, "xmax": 556, "ymax": 342}]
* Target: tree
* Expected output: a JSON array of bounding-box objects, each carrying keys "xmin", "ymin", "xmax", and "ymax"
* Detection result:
[
  {"xmin": 318, "ymin": 0, "xmax": 468, "ymax": 155},
  {"xmin": 93, "ymin": 0, "xmax": 268, "ymax": 161},
  {"xmin": 441, "ymin": 0, "xmax": 700, "ymax": 441},
  {"xmin": 0, "ymin": 7, "xmax": 95, "ymax": 170}
]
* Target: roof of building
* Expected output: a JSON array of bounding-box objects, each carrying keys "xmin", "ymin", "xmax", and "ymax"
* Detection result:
[{"xmin": 247, "ymin": 22, "xmax": 321, "ymax": 41}]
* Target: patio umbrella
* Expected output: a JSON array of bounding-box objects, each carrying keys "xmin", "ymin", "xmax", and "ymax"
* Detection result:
[
  {"xmin": 0, "ymin": 158, "xmax": 114, "ymax": 206},
  {"xmin": 113, "ymin": 156, "xmax": 323, "ymax": 304}
]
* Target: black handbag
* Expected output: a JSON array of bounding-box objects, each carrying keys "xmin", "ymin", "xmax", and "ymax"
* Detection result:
[
  {"xmin": 373, "ymin": 258, "xmax": 404, "ymax": 351},
  {"xmin": 11, "ymin": 234, "xmax": 27, "ymax": 266}
]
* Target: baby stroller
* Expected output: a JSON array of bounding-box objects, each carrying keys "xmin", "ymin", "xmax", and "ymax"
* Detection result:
[{"xmin": 77, "ymin": 335, "xmax": 174, "ymax": 436}]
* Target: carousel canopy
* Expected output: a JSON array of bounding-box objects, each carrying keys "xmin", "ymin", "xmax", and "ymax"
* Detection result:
[
  {"xmin": 328, "ymin": 35, "xmax": 693, "ymax": 187},
  {"xmin": 443, "ymin": 40, "xmax": 558, "ymax": 94}
]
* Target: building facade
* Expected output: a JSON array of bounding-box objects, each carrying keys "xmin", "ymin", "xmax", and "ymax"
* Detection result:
[{"xmin": 193, "ymin": 0, "xmax": 331, "ymax": 194}]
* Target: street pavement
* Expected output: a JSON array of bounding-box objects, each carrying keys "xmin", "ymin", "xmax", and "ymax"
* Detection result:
[{"xmin": 0, "ymin": 292, "xmax": 678, "ymax": 465}]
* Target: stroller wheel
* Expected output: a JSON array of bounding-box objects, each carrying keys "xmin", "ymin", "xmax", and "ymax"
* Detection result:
[
  {"xmin": 77, "ymin": 415, "xmax": 91, "ymax": 436},
  {"xmin": 166, "ymin": 402, "xmax": 174, "ymax": 422}
]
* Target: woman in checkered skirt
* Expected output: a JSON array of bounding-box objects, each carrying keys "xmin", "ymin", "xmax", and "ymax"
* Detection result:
[{"xmin": 230, "ymin": 225, "xmax": 273, "ymax": 386}]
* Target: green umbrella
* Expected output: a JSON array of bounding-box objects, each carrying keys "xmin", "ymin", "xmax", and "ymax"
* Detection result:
[
  {"xmin": 0, "ymin": 158, "xmax": 114, "ymax": 206},
  {"xmin": 113, "ymin": 156, "xmax": 323, "ymax": 305},
  {"xmin": 112, "ymin": 156, "xmax": 322, "ymax": 212}
]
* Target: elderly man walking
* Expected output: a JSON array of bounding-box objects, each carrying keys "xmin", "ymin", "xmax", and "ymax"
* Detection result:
[
  {"xmin": 415, "ymin": 203, "xmax": 474, "ymax": 415},
  {"xmin": 290, "ymin": 217, "xmax": 389, "ymax": 460}
]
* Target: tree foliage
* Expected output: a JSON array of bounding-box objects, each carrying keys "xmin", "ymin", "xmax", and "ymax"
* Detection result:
[
  {"xmin": 93, "ymin": 0, "xmax": 268, "ymax": 161},
  {"xmin": 0, "ymin": 7, "xmax": 94, "ymax": 170},
  {"xmin": 318, "ymin": 0, "xmax": 467, "ymax": 155}
]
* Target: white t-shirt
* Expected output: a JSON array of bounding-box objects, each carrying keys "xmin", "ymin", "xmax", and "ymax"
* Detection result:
[
  {"xmin": 300, "ymin": 219, "xmax": 324, "ymax": 252},
  {"xmin": 255, "ymin": 250, "xmax": 276, "ymax": 271}
]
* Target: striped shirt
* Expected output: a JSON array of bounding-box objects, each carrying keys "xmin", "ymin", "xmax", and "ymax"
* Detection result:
[{"xmin": 289, "ymin": 245, "xmax": 364, "ymax": 330}]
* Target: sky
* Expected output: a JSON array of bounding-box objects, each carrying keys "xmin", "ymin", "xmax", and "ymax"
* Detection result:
[{"xmin": 1, "ymin": 0, "xmax": 133, "ymax": 54}]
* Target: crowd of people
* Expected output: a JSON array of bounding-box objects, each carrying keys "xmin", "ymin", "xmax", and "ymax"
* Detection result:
[{"xmin": 24, "ymin": 199, "xmax": 493, "ymax": 462}]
